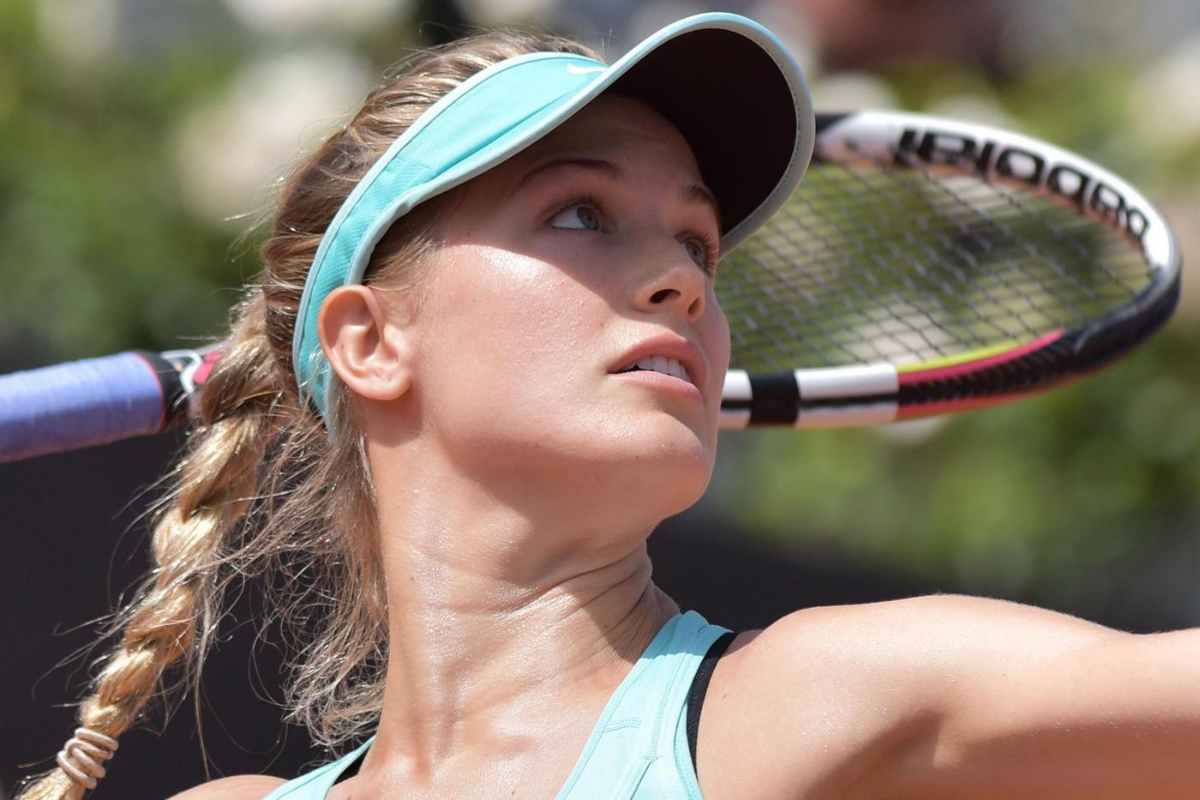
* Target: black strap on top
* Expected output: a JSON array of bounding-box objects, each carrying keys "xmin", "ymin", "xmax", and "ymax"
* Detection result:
[{"xmin": 686, "ymin": 630, "xmax": 738, "ymax": 773}]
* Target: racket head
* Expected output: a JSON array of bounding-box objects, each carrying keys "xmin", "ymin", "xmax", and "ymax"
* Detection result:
[{"xmin": 718, "ymin": 110, "xmax": 1182, "ymax": 430}]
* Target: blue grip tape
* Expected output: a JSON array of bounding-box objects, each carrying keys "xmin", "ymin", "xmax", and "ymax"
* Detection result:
[{"xmin": 0, "ymin": 351, "xmax": 168, "ymax": 462}]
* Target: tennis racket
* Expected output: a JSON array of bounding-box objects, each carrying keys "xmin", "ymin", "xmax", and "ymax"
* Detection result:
[
  {"xmin": 717, "ymin": 110, "xmax": 1181, "ymax": 429},
  {"xmin": 0, "ymin": 111, "xmax": 1181, "ymax": 460}
]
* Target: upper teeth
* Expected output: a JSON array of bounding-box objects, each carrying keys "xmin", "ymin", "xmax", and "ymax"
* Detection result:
[{"xmin": 631, "ymin": 355, "xmax": 690, "ymax": 383}]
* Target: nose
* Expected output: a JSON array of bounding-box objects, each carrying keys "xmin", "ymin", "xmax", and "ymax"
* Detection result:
[{"xmin": 630, "ymin": 240, "xmax": 708, "ymax": 322}]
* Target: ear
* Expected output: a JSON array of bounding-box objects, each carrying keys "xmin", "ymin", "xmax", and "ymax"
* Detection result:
[{"xmin": 317, "ymin": 285, "xmax": 415, "ymax": 403}]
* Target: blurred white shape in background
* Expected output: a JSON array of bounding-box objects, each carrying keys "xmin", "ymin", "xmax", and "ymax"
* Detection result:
[
  {"xmin": 454, "ymin": 0, "xmax": 561, "ymax": 26},
  {"xmin": 1129, "ymin": 31, "xmax": 1200, "ymax": 152},
  {"xmin": 172, "ymin": 48, "xmax": 371, "ymax": 226},
  {"xmin": 877, "ymin": 416, "xmax": 947, "ymax": 446},
  {"xmin": 809, "ymin": 72, "xmax": 897, "ymax": 112},
  {"xmin": 36, "ymin": 0, "xmax": 119, "ymax": 67},
  {"xmin": 223, "ymin": 0, "xmax": 409, "ymax": 36}
]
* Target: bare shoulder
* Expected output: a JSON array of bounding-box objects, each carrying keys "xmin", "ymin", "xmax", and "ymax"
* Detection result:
[
  {"xmin": 732, "ymin": 593, "xmax": 1116, "ymax": 693},
  {"xmin": 696, "ymin": 595, "xmax": 1119, "ymax": 800},
  {"xmin": 168, "ymin": 774, "xmax": 287, "ymax": 799},
  {"xmin": 757, "ymin": 592, "xmax": 1115, "ymax": 663}
]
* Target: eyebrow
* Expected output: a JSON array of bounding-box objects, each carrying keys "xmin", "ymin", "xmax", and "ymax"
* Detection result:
[{"xmin": 515, "ymin": 156, "xmax": 722, "ymax": 229}]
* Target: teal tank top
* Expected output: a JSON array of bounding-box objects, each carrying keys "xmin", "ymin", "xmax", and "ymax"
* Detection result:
[{"xmin": 264, "ymin": 609, "xmax": 731, "ymax": 799}]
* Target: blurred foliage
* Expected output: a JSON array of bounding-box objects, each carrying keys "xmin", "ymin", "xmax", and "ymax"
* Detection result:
[
  {"xmin": 1, "ymin": 0, "xmax": 1197, "ymax": 605},
  {"xmin": 0, "ymin": 2, "xmax": 255, "ymax": 361}
]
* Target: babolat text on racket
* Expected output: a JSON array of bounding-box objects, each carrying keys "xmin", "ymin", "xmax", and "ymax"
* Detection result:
[{"xmin": 716, "ymin": 110, "xmax": 1182, "ymax": 429}]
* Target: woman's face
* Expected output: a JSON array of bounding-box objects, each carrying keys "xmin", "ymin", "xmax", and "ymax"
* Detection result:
[{"xmin": 394, "ymin": 94, "xmax": 730, "ymax": 519}]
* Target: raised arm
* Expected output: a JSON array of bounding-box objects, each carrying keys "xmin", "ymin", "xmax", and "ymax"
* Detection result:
[{"xmin": 729, "ymin": 594, "xmax": 1200, "ymax": 800}]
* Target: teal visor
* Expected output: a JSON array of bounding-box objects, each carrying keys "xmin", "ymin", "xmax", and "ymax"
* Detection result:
[{"xmin": 292, "ymin": 12, "xmax": 815, "ymax": 428}]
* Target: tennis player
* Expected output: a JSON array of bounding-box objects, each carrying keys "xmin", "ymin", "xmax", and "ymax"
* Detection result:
[{"xmin": 20, "ymin": 13, "xmax": 1200, "ymax": 800}]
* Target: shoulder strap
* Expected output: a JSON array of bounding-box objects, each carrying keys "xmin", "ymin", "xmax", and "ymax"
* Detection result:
[
  {"xmin": 261, "ymin": 737, "xmax": 376, "ymax": 800},
  {"xmin": 556, "ymin": 609, "xmax": 732, "ymax": 799},
  {"xmin": 685, "ymin": 630, "xmax": 737, "ymax": 771}
]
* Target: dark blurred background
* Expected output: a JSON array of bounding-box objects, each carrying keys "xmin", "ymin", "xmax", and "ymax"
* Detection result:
[{"xmin": 3, "ymin": 0, "xmax": 1198, "ymax": 797}]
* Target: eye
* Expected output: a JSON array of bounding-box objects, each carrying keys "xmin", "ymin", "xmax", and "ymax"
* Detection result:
[
  {"xmin": 681, "ymin": 233, "xmax": 719, "ymax": 275},
  {"xmin": 549, "ymin": 200, "xmax": 604, "ymax": 232}
]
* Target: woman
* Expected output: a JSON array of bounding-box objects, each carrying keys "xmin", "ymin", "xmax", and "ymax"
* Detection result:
[{"xmin": 21, "ymin": 12, "xmax": 1200, "ymax": 800}]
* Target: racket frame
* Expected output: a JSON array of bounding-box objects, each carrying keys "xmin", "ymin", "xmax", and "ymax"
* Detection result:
[{"xmin": 718, "ymin": 111, "xmax": 1182, "ymax": 429}]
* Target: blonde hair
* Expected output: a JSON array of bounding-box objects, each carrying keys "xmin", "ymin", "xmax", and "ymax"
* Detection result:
[{"xmin": 20, "ymin": 29, "xmax": 600, "ymax": 800}]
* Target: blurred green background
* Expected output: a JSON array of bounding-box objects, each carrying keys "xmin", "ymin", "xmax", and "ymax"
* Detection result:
[{"xmin": 2, "ymin": 0, "xmax": 1198, "ymax": 623}]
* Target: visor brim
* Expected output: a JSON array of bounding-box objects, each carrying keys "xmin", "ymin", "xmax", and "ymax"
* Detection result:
[{"xmin": 599, "ymin": 16, "xmax": 814, "ymax": 252}]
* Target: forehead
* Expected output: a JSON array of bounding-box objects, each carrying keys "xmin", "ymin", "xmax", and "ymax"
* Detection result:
[{"xmin": 511, "ymin": 94, "xmax": 704, "ymax": 177}]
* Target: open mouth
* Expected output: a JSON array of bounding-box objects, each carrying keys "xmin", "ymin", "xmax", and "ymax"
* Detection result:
[{"xmin": 615, "ymin": 355, "xmax": 694, "ymax": 386}]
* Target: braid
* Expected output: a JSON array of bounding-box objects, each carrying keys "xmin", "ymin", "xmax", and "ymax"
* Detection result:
[{"xmin": 17, "ymin": 297, "xmax": 278, "ymax": 800}]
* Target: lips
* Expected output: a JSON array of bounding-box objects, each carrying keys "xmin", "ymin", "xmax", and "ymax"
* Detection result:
[{"xmin": 608, "ymin": 332, "xmax": 706, "ymax": 394}]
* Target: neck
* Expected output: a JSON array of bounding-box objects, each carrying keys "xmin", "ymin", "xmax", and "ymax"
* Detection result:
[{"xmin": 361, "ymin": 454, "xmax": 681, "ymax": 785}]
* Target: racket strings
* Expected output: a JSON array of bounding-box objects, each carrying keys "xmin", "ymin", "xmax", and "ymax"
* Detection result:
[
  {"xmin": 720, "ymin": 160, "xmax": 1152, "ymax": 372},
  {"xmin": 920, "ymin": 169, "xmax": 1147, "ymax": 302},
  {"xmin": 795, "ymin": 168, "xmax": 1144, "ymax": 299}
]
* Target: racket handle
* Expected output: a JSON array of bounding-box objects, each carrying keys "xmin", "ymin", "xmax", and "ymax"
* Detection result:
[{"xmin": 0, "ymin": 350, "xmax": 196, "ymax": 463}]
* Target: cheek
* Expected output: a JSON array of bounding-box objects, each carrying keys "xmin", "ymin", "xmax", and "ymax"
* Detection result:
[{"xmin": 418, "ymin": 247, "xmax": 604, "ymax": 405}]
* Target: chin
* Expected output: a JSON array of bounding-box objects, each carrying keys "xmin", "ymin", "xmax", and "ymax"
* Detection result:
[{"xmin": 611, "ymin": 416, "xmax": 716, "ymax": 514}]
